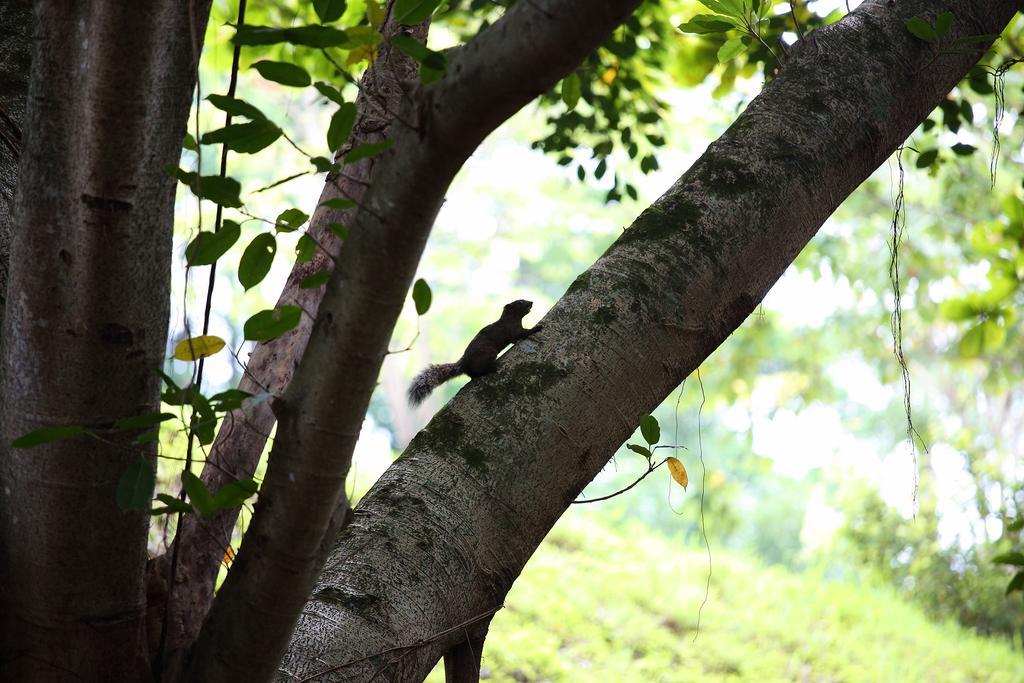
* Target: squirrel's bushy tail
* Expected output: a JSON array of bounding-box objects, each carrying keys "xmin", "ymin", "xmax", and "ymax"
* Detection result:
[{"xmin": 408, "ymin": 362, "xmax": 462, "ymax": 405}]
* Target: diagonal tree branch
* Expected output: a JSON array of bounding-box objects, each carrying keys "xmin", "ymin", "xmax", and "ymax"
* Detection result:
[
  {"xmin": 275, "ymin": 0, "xmax": 1020, "ymax": 679},
  {"xmin": 183, "ymin": 0, "xmax": 644, "ymax": 679}
]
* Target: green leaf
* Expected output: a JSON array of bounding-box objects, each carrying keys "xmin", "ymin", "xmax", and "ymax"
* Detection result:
[
  {"xmin": 915, "ymin": 148, "xmax": 938, "ymax": 168},
  {"xmin": 234, "ymin": 24, "xmax": 351, "ymax": 48},
  {"xmin": 626, "ymin": 443, "xmax": 652, "ymax": 458},
  {"xmin": 678, "ymin": 14, "xmax": 739, "ymax": 34},
  {"xmin": 133, "ymin": 429, "xmax": 161, "ymax": 445},
  {"xmin": 182, "ymin": 471, "xmax": 215, "ymax": 516},
  {"xmin": 209, "ymin": 389, "xmax": 253, "ymax": 413},
  {"xmin": 311, "ymin": 156, "xmax": 340, "ymax": 173},
  {"xmin": 314, "ymin": 81, "xmax": 346, "ymax": 105},
  {"xmin": 390, "ymin": 35, "xmax": 447, "ymax": 83},
  {"xmin": 344, "ymin": 140, "xmax": 394, "ymax": 164},
  {"xmin": 320, "ymin": 197, "xmax": 356, "ymax": 210},
  {"xmin": 958, "ymin": 320, "xmax": 1006, "ymax": 357},
  {"xmin": 115, "ymin": 412, "xmax": 176, "ymax": 430},
  {"xmin": 967, "ymin": 69, "xmax": 993, "ymax": 95},
  {"xmin": 251, "ymin": 60, "xmax": 312, "ymax": 87},
  {"xmin": 934, "ymin": 11, "xmax": 954, "ymax": 38},
  {"xmin": 201, "ymin": 120, "xmax": 281, "ymax": 154},
  {"xmin": 117, "ymin": 457, "xmax": 156, "ymax": 511},
  {"xmin": 243, "ymin": 305, "xmax": 302, "ymax": 341},
  {"xmin": 206, "ymin": 94, "xmax": 267, "ymax": 121},
  {"xmin": 938, "ymin": 297, "xmax": 980, "ymax": 321},
  {"xmin": 276, "ymin": 208, "xmax": 309, "ymax": 232},
  {"xmin": 151, "ymin": 493, "xmax": 193, "ymax": 515},
  {"xmin": 12, "ymin": 425, "xmax": 85, "ymax": 448},
  {"xmin": 296, "ymin": 234, "xmax": 316, "ymax": 264},
  {"xmin": 993, "ymin": 551, "xmax": 1024, "ymax": 566},
  {"xmin": 328, "ymin": 223, "xmax": 348, "ymax": 240},
  {"xmin": 561, "ymin": 73, "xmax": 581, "ymax": 110},
  {"xmin": 313, "ymin": 0, "xmax": 347, "ymax": 23},
  {"xmin": 194, "ymin": 175, "xmax": 242, "ymax": 208},
  {"xmin": 238, "ymin": 233, "xmax": 277, "ymax": 290},
  {"xmin": 183, "ymin": 132, "xmax": 198, "ymax": 151},
  {"xmin": 1007, "ymin": 519, "xmax": 1024, "ymax": 532},
  {"xmin": 951, "ymin": 142, "xmax": 976, "ymax": 156},
  {"xmin": 300, "ymin": 270, "xmax": 332, "ymax": 289},
  {"xmin": 717, "ymin": 36, "xmax": 748, "ymax": 62},
  {"xmin": 161, "ymin": 381, "xmax": 195, "ymax": 406},
  {"xmin": 345, "ymin": 25, "xmax": 383, "ymax": 48},
  {"xmin": 328, "ymin": 103, "xmax": 357, "ymax": 152},
  {"xmin": 167, "ymin": 168, "xmax": 243, "ymax": 208},
  {"xmin": 394, "ymin": 0, "xmax": 442, "ymax": 24},
  {"xmin": 412, "ymin": 278, "xmax": 432, "ymax": 315},
  {"xmin": 639, "ymin": 414, "xmax": 660, "ymax": 445},
  {"xmin": 211, "ymin": 478, "xmax": 259, "ymax": 512},
  {"xmin": 905, "ymin": 17, "xmax": 935, "ymax": 42},
  {"xmin": 698, "ymin": 0, "xmax": 742, "ymax": 18},
  {"xmin": 190, "ymin": 395, "xmax": 218, "ymax": 446},
  {"xmin": 1007, "ymin": 571, "xmax": 1024, "ymax": 595},
  {"xmin": 233, "ymin": 25, "xmax": 291, "ymax": 45},
  {"xmin": 186, "ymin": 220, "xmax": 242, "ymax": 266},
  {"xmin": 390, "ymin": 34, "xmax": 430, "ymax": 60}
]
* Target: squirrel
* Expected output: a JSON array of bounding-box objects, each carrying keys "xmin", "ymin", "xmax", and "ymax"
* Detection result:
[{"xmin": 408, "ymin": 299, "xmax": 542, "ymax": 405}]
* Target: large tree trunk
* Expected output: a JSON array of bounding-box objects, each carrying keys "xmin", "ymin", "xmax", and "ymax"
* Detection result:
[
  {"xmin": 0, "ymin": 1, "xmax": 211, "ymax": 679},
  {"xmin": 277, "ymin": 0, "xmax": 1020, "ymax": 680},
  {"xmin": 184, "ymin": 1, "xmax": 642, "ymax": 680},
  {"xmin": 0, "ymin": 0, "xmax": 31, "ymax": 331}
]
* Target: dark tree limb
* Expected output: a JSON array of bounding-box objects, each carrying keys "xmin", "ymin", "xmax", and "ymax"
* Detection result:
[{"xmin": 275, "ymin": 1, "xmax": 1020, "ymax": 680}]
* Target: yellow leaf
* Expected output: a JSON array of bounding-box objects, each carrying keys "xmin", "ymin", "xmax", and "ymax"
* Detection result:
[
  {"xmin": 223, "ymin": 545, "xmax": 235, "ymax": 565},
  {"xmin": 601, "ymin": 64, "xmax": 619, "ymax": 86},
  {"xmin": 172, "ymin": 335, "xmax": 226, "ymax": 361},
  {"xmin": 366, "ymin": 0, "xmax": 385, "ymax": 28},
  {"xmin": 667, "ymin": 457, "xmax": 688, "ymax": 490},
  {"xmin": 346, "ymin": 44, "xmax": 376, "ymax": 66}
]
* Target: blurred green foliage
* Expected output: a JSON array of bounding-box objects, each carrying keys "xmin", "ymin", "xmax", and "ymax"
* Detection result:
[{"xmin": 424, "ymin": 511, "xmax": 1024, "ymax": 681}]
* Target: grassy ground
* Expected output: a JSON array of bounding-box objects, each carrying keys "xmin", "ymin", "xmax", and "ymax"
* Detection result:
[{"xmin": 427, "ymin": 509, "xmax": 1024, "ymax": 682}]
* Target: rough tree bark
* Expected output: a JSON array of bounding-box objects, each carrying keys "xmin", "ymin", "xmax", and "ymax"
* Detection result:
[
  {"xmin": 149, "ymin": 4, "xmax": 426, "ymax": 668},
  {"xmin": 0, "ymin": 0, "xmax": 31, "ymax": 332},
  {"xmin": 0, "ymin": 1, "xmax": 211, "ymax": 679},
  {"xmin": 184, "ymin": 1, "xmax": 642, "ymax": 680},
  {"xmin": 275, "ymin": 0, "xmax": 1021, "ymax": 680}
]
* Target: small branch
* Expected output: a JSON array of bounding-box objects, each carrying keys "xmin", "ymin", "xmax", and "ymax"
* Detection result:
[
  {"xmin": 572, "ymin": 457, "xmax": 668, "ymax": 504},
  {"xmin": 386, "ymin": 317, "xmax": 420, "ymax": 354},
  {"xmin": 789, "ymin": 0, "xmax": 804, "ymax": 39}
]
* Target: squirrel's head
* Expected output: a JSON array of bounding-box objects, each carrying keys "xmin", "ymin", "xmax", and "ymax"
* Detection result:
[{"xmin": 503, "ymin": 299, "xmax": 533, "ymax": 317}]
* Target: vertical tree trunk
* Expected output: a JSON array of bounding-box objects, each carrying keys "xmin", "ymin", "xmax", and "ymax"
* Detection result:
[
  {"xmin": 0, "ymin": 1, "xmax": 211, "ymax": 679},
  {"xmin": 0, "ymin": 0, "xmax": 32, "ymax": 332}
]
